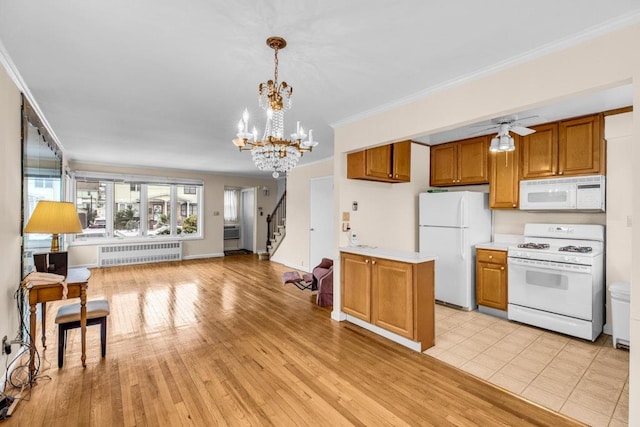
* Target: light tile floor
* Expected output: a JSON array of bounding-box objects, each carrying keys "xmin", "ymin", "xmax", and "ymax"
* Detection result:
[{"xmin": 425, "ymin": 304, "xmax": 629, "ymax": 427}]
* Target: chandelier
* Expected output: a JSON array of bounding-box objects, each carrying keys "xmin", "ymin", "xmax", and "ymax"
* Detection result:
[
  {"xmin": 232, "ymin": 36, "xmax": 318, "ymax": 178},
  {"xmin": 489, "ymin": 123, "xmax": 515, "ymax": 152}
]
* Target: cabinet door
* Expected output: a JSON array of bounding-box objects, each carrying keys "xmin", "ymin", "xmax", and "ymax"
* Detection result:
[
  {"xmin": 521, "ymin": 123, "xmax": 558, "ymax": 179},
  {"xmin": 371, "ymin": 258, "xmax": 413, "ymax": 339},
  {"xmin": 365, "ymin": 145, "xmax": 393, "ymax": 180},
  {"xmin": 559, "ymin": 114, "xmax": 604, "ymax": 176},
  {"xmin": 430, "ymin": 143, "xmax": 457, "ymax": 186},
  {"xmin": 341, "ymin": 253, "xmax": 371, "ymax": 321},
  {"xmin": 392, "ymin": 140, "xmax": 412, "ymax": 182},
  {"xmin": 476, "ymin": 249, "xmax": 507, "ymax": 311},
  {"xmin": 489, "ymin": 136, "xmax": 519, "ymax": 209},
  {"xmin": 458, "ymin": 136, "xmax": 489, "ymax": 184}
]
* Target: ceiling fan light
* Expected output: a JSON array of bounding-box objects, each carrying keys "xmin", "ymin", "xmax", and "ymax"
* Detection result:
[
  {"xmin": 489, "ymin": 136, "xmax": 500, "ymax": 152},
  {"xmin": 498, "ymin": 135, "xmax": 512, "ymax": 151}
]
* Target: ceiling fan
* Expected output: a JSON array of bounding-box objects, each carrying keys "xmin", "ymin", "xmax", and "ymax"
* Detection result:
[
  {"xmin": 475, "ymin": 116, "xmax": 538, "ymax": 152},
  {"xmin": 482, "ymin": 115, "xmax": 537, "ymax": 136}
]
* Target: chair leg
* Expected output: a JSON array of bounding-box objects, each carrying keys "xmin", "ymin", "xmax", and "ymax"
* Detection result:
[
  {"xmin": 58, "ymin": 325, "xmax": 65, "ymax": 368},
  {"xmin": 100, "ymin": 317, "xmax": 107, "ymax": 357}
]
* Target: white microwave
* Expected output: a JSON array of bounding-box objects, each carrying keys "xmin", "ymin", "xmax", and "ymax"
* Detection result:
[{"xmin": 519, "ymin": 175, "xmax": 605, "ymax": 211}]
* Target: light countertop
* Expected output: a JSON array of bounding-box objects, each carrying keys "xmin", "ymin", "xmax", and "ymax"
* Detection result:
[
  {"xmin": 475, "ymin": 242, "xmax": 512, "ymax": 251},
  {"xmin": 476, "ymin": 233, "xmax": 523, "ymax": 252},
  {"xmin": 339, "ymin": 246, "xmax": 437, "ymax": 264}
]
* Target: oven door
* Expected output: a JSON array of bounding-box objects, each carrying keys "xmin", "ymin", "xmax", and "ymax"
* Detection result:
[{"xmin": 508, "ymin": 257, "xmax": 593, "ymax": 320}]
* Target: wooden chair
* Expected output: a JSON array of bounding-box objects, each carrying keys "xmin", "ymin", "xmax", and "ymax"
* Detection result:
[{"xmin": 54, "ymin": 299, "xmax": 110, "ymax": 368}]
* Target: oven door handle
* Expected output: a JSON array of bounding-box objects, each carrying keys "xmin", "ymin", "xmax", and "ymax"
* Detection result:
[{"xmin": 508, "ymin": 258, "xmax": 591, "ymax": 274}]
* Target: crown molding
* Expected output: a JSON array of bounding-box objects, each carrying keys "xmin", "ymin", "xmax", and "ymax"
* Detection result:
[
  {"xmin": 331, "ymin": 11, "xmax": 640, "ymax": 129},
  {"xmin": 0, "ymin": 39, "xmax": 65, "ymax": 150}
]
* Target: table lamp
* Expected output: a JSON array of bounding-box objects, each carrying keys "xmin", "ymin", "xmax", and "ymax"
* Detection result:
[{"xmin": 24, "ymin": 200, "xmax": 83, "ymax": 252}]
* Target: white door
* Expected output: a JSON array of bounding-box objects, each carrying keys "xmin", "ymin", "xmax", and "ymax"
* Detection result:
[
  {"xmin": 241, "ymin": 188, "xmax": 255, "ymax": 252},
  {"xmin": 309, "ymin": 176, "xmax": 334, "ymax": 271}
]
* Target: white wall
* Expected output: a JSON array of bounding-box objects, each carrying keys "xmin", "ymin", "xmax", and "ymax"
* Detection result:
[
  {"xmin": 271, "ymin": 158, "xmax": 333, "ymax": 271},
  {"xmin": 605, "ymin": 112, "xmax": 633, "ymax": 332},
  {"xmin": 332, "ymin": 22, "xmax": 640, "ymax": 423},
  {"xmin": 0, "ymin": 64, "xmax": 23, "ymax": 373},
  {"xmin": 68, "ymin": 161, "xmax": 276, "ymax": 265}
]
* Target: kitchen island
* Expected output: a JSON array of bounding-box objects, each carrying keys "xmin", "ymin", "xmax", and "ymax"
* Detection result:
[{"xmin": 339, "ymin": 246, "xmax": 437, "ymax": 352}]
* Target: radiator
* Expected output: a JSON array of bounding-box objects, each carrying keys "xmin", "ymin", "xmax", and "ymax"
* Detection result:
[{"xmin": 98, "ymin": 241, "xmax": 182, "ymax": 267}]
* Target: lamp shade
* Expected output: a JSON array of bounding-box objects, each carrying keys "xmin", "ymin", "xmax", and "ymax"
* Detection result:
[{"xmin": 24, "ymin": 201, "xmax": 83, "ymax": 234}]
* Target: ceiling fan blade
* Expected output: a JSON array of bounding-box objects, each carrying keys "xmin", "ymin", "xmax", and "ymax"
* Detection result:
[{"xmin": 511, "ymin": 125, "xmax": 536, "ymax": 136}]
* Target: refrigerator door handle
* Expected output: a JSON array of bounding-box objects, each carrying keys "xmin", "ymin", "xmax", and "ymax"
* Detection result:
[{"xmin": 459, "ymin": 197, "xmax": 466, "ymax": 227}]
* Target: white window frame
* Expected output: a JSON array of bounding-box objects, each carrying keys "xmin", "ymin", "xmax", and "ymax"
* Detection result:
[{"xmin": 71, "ymin": 171, "xmax": 203, "ymax": 245}]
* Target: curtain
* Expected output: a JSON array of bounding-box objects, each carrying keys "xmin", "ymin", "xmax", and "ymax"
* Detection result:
[{"xmin": 224, "ymin": 189, "xmax": 239, "ymax": 222}]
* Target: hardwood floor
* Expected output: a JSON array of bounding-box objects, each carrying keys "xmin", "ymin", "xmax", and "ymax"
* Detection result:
[{"xmin": 5, "ymin": 256, "xmax": 585, "ymax": 426}]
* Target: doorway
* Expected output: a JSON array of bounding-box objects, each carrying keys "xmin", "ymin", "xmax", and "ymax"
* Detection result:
[
  {"xmin": 309, "ymin": 176, "xmax": 334, "ymax": 269},
  {"xmin": 241, "ymin": 188, "xmax": 255, "ymax": 252}
]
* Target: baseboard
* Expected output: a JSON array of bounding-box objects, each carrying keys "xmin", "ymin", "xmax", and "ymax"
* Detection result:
[
  {"xmin": 269, "ymin": 256, "xmax": 309, "ymax": 273},
  {"xmin": 0, "ymin": 345, "xmax": 28, "ymax": 394},
  {"xmin": 331, "ymin": 310, "xmax": 347, "ymax": 322},
  {"xmin": 183, "ymin": 253, "xmax": 224, "ymax": 260},
  {"xmin": 69, "ymin": 263, "xmax": 98, "ymax": 269},
  {"xmin": 345, "ymin": 315, "xmax": 423, "ymax": 352}
]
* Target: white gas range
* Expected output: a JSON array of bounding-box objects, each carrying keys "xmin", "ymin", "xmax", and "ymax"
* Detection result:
[{"xmin": 507, "ymin": 223, "xmax": 604, "ymax": 341}]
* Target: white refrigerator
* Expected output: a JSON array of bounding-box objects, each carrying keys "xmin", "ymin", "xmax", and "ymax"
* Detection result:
[{"xmin": 419, "ymin": 191, "xmax": 492, "ymax": 310}]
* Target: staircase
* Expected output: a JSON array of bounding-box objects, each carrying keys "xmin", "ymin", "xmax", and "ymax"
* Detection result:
[{"xmin": 266, "ymin": 191, "xmax": 286, "ymax": 258}]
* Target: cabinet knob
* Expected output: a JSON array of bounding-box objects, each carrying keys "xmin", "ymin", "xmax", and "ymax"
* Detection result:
[
  {"xmin": 395, "ymin": 174, "xmax": 398, "ymax": 178},
  {"xmin": 489, "ymin": 255, "xmax": 493, "ymax": 259},
  {"xmin": 388, "ymin": 174, "xmax": 393, "ymax": 178},
  {"xmin": 501, "ymin": 267, "xmax": 505, "ymax": 271},
  {"xmin": 365, "ymin": 259, "xmax": 369, "ymax": 264},
  {"xmin": 372, "ymin": 260, "xmax": 376, "ymax": 265},
  {"xmin": 558, "ymin": 171, "xmax": 564, "ymax": 175},
  {"xmin": 512, "ymin": 204, "xmax": 516, "ymax": 207}
]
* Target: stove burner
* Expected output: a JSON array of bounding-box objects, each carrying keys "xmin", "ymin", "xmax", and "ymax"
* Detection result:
[
  {"xmin": 517, "ymin": 243, "xmax": 550, "ymax": 249},
  {"xmin": 559, "ymin": 245, "xmax": 592, "ymax": 253}
]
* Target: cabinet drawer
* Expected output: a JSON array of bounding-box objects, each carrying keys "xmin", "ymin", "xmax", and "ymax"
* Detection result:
[{"xmin": 476, "ymin": 249, "xmax": 507, "ymax": 264}]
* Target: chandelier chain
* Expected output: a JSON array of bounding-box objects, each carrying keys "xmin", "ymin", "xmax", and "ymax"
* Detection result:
[{"xmin": 273, "ymin": 46, "xmax": 279, "ymax": 86}]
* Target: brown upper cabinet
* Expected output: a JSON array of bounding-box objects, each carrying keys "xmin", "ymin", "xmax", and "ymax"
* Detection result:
[
  {"xmin": 489, "ymin": 135, "xmax": 520, "ymax": 209},
  {"xmin": 521, "ymin": 113, "xmax": 604, "ymax": 179},
  {"xmin": 430, "ymin": 136, "xmax": 489, "ymax": 186},
  {"xmin": 347, "ymin": 140, "xmax": 411, "ymax": 183}
]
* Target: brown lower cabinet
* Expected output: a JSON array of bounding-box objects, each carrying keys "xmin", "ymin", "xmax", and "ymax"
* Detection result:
[
  {"xmin": 341, "ymin": 251, "xmax": 435, "ymax": 350},
  {"xmin": 475, "ymin": 248, "xmax": 508, "ymax": 311}
]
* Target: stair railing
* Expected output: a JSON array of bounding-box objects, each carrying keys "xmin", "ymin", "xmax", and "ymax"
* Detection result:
[{"xmin": 266, "ymin": 191, "xmax": 286, "ymax": 250}]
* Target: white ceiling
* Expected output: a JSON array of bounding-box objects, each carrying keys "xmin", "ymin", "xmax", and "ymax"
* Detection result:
[{"xmin": 1, "ymin": 1, "xmax": 639, "ymax": 177}]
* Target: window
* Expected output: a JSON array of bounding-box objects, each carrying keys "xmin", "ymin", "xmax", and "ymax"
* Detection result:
[
  {"xmin": 177, "ymin": 185, "xmax": 200, "ymax": 234},
  {"xmin": 147, "ymin": 184, "xmax": 170, "ymax": 236},
  {"xmin": 224, "ymin": 189, "xmax": 239, "ymax": 222},
  {"xmin": 75, "ymin": 180, "xmax": 107, "ymax": 238},
  {"xmin": 114, "ymin": 183, "xmax": 141, "ymax": 237},
  {"xmin": 73, "ymin": 172, "xmax": 203, "ymax": 241}
]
